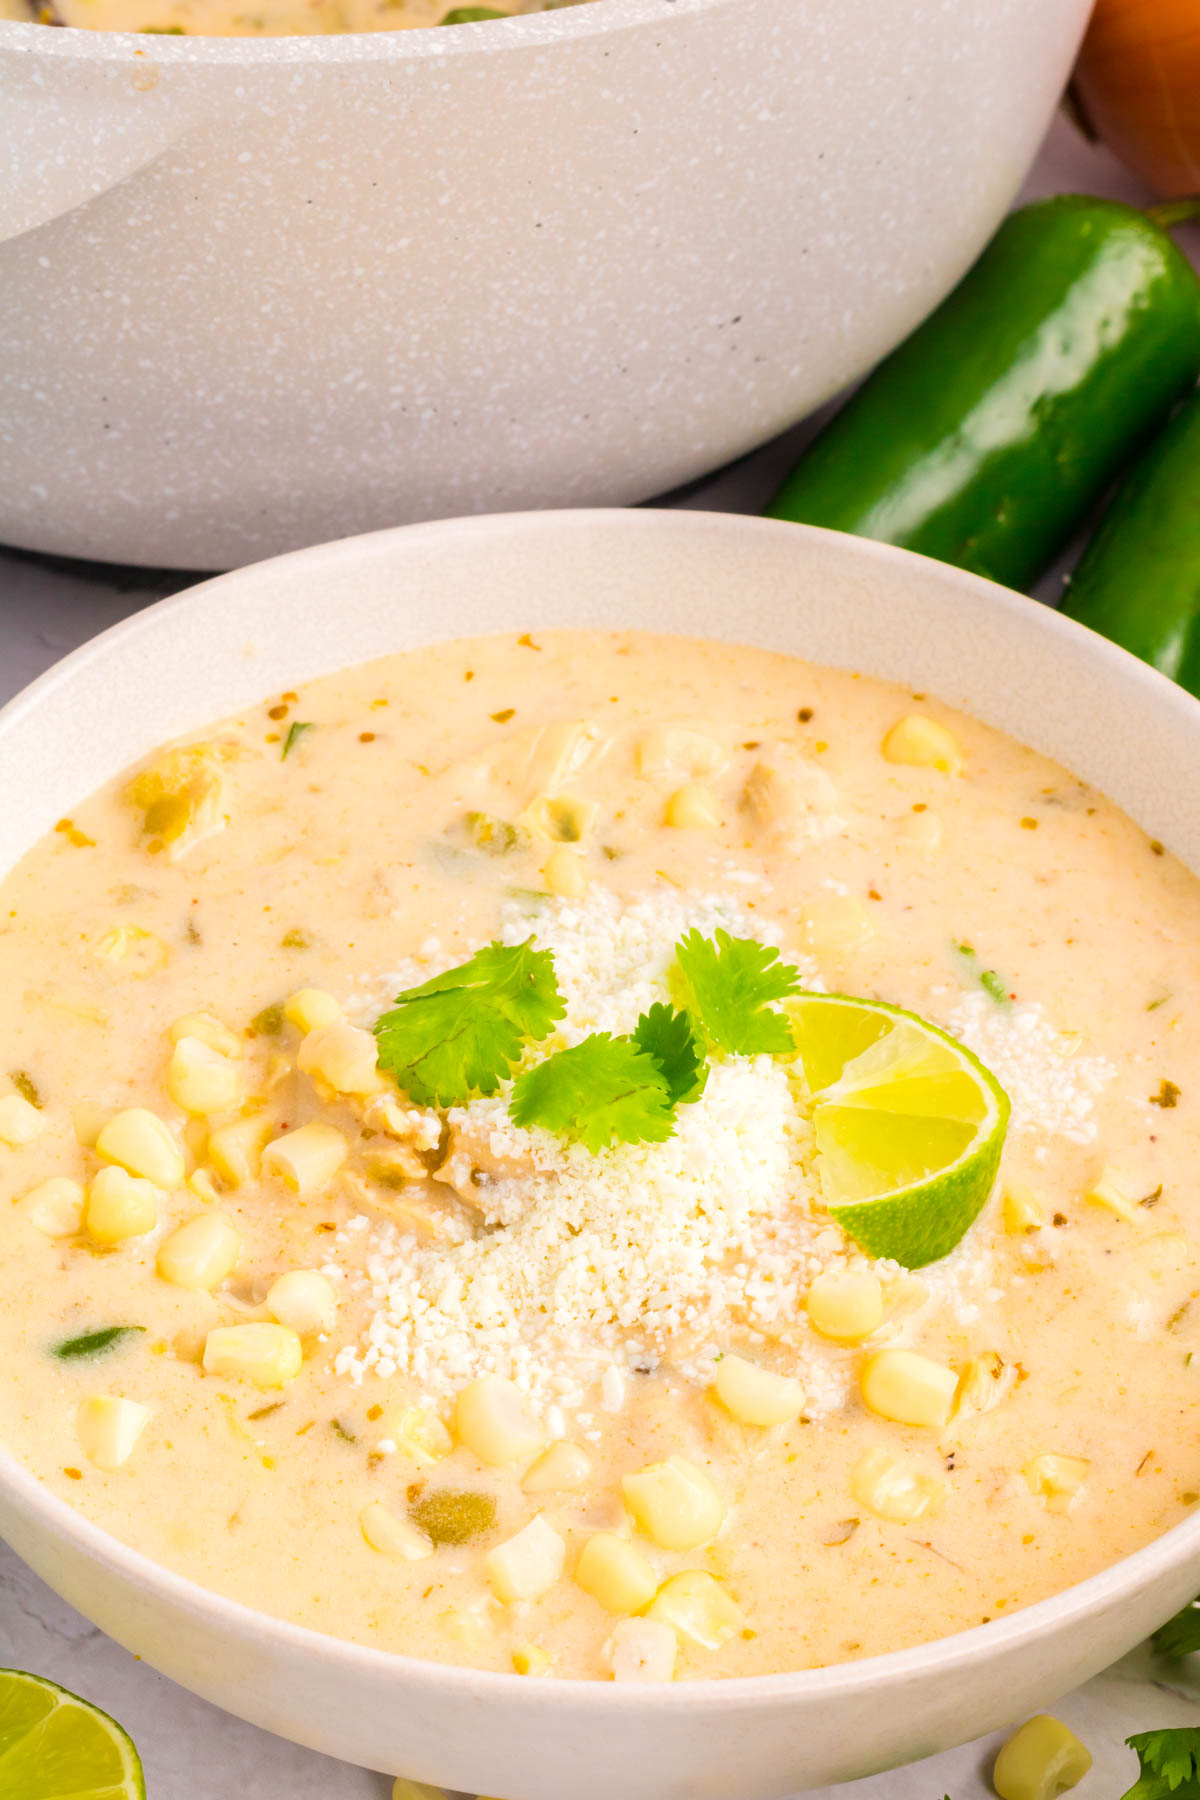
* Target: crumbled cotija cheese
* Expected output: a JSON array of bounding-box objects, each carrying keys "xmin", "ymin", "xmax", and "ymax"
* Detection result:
[
  {"xmin": 335, "ymin": 893, "xmax": 867, "ymax": 1416},
  {"xmin": 948, "ymin": 993, "xmax": 1113, "ymax": 1144}
]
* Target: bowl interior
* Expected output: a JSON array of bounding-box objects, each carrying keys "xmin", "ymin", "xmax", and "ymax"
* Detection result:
[{"xmin": 2, "ymin": 509, "xmax": 1200, "ymax": 1771}]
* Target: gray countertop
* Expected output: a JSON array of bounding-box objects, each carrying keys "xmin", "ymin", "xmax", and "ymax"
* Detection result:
[{"xmin": 2, "ymin": 112, "xmax": 1197, "ymax": 1800}]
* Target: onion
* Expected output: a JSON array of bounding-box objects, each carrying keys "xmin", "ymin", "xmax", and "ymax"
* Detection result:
[{"xmin": 1073, "ymin": 0, "xmax": 1200, "ymax": 196}]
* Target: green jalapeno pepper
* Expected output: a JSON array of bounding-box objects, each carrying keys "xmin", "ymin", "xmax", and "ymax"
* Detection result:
[
  {"xmin": 768, "ymin": 196, "xmax": 1200, "ymax": 593},
  {"xmin": 1063, "ymin": 386, "xmax": 1200, "ymax": 695}
]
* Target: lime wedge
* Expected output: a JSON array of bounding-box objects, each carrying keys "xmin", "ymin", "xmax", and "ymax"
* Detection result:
[
  {"xmin": 790, "ymin": 993, "xmax": 1010, "ymax": 1268},
  {"xmin": 0, "ymin": 1670, "xmax": 144, "ymax": 1800}
]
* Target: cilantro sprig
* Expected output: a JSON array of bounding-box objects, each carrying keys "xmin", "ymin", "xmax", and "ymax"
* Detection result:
[
  {"xmin": 374, "ymin": 939, "xmax": 563, "ymax": 1107},
  {"xmin": 674, "ymin": 928, "xmax": 802, "ymax": 1055},
  {"xmin": 1123, "ymin": 1731, "xmax": 1200, "ymax": 1800},
  {"xmin": 632, "ymin": 1002, "xmax": 708, "ymax": 1105},
  {"xmin": 510, "ymin": 1033, "xmax": 675, "ymax": 1153},
  {"xmin": 1153, "ymin": 1597, "xmax": 1200, "ymax": 1659}
]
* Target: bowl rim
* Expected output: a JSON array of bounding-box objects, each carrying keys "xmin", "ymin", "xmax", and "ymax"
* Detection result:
[
  {"xmin": 2, "ymin": 505, "xmax": 1200, "ymax": 1713},
  {"xmin": 0, "ymin": 0, "xmax": 730, "ymax": 69}
]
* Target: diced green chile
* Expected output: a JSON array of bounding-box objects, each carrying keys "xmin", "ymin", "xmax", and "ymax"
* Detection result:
[{"xmin": 409, "ymin": 1489, "xmax": 497, "ymax": 1545}]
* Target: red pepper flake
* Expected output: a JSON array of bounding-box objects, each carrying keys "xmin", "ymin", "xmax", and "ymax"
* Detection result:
[
  {"xmin": 912, "ymin": 802, "xmax": 927, "ymax": 814},
  {"xmin": 1150, "ymin": 1079, "xmax": 1181, "ymax": 1108},
  {"xmin": 491, "ymin": 708, "xmax": 515, "ymax": 724},
  {"xmin": 282, "ymin": 691, "xmax": 299, "ymax": 704},
  {"xmin": 867, "ymin": 888, "xmax": 882, "ymax": 901},
  {"xmin": 463, "ymin": 670, "xmax": 475, "ymax": 682},
  {"xmin": 797, "ymin": 707, "xmax": 814, "ymax": 722},
  {"xmin": 63, "ymin": 1466, "xmax": 83, "ymax": 1480},
  {"xmin": 267, "ymin": 703, "xmax": 289, "ymax": 720},
  {"xmin": 55, "ymin": 818, "xmax": 95, "ymax": 848},
  {"xmin": 1020, "ymin": 817, "xmax": 1038, "ymax": 830},
  {"xmin": 359, "ymin": 732, "xmax": 376, "ymax": 744},
  {"xmin": 517, "ymin": 633, "xmax": 542, "ymax": 651}
]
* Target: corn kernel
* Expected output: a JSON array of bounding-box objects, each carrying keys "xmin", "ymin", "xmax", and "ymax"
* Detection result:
[
  {"xmin": 20, "ymin": 1176, "xmax": 85, "ymax": 1237},
  {"xmin": 521, "ymin": 1440, "xmax": 593, "ymax": 1493},
  {"xmin": 267, "ymin": 1269, "xmax": 338, "ymax": 1335},
  {"xmin": 297, "ymin": 1023, "xmax": 382, "ymax": 1097},
  {"xmin": 896, "ymin": 808, "xmax": 944, "ymax": 855},
  {"xmin": 384, "ymin": 1406, "xmax": 454, "ymax": 1466},
  {"xmin": 157, "ymin": 1212, "xmax": 241, "ymax": 1291},
  {"xmin": 645, "ymin": 1570, "xmax": 743, "ymax": 1649},
  {"xmin": 621, "ymin": 1455, "xmax": 724, "ymax": 1551},
  {"xmin": 1026, "ymin": 1453, "xmax": 1090, "ymax": 1515},
  {"xmin": 261, "ymin": 1121, "xmax": 348, "ymax": 1195},
  {"xmin": 96, "ymin": 925, "xmax": 168, "ymax": 977},
  {"xmin": 168, "ymin": 1011, "xmax": 242, "ymax": 1058},
  {"xmin": 187, "ymin": 1168, "xmax": 221, "ymax": 1205},
  {"xmin": 284, "ymin": 988, "xmax": 344, "ymax": 1034},
  {"xmin": 807, "ymin": 1268, "xmax": 884, "ymax": 1343},
  {"xmin": 485, "ymin": 1514, "xmax": 565, "ymax": 1603},
  {"xmin": 797, "ymin": 896, "xmax": 875, "ymax": 954},
  {"xmin": 636, "ymin": 726, "xmax": 725, "ymax": 781},
  {"xmin": 574, "ymin": 1532, "xmax": 658, "ymax": 1615},
  {"xmin": 360, "ymin": 1500, "xmax": 434, "ymax": 1562},
  {"xmin": 207, "ymin": 1114, "xmax": 273, "ymax": 1189},
  {"xmin": 993, "ymin": 1715, "xmax": 1093, "ymax": 1800},
  {"xmin": 0, "ymin": 1092, "xmax": 46, "ymax": 1148},
  {"xmin": 167, "ymin": 1036, "xmax": 242, "ymax": 1117},
  {"xmin": 86, "ymin": 1166, "xmax": 161, "ymax": 1243},
  {"xmin": 851, "ymin": 1447, "xmax": 945, "ymax": 1522},
  {"xmin": 713, "ymin": 1353, "xmax": 805, "ymax": 1427},
  {"xmin": 953, "ymin": 1351, "xmax": 1019, "ymax": 1420},
  {"xmin": 203, "ymin": 1322, "xmax": 303, "ymax": 1388},
  {"xmin": 77, "ymin": 1396, "xmax": 152, "ymax": 1471},
  {"xmin": 664, "ymin": 784, "xmax": 721, "ymax": 830},
  {"xmin": 511, "ymin": 1643, "xmax": 554, "ymax": 1676},
  {"xmin": 543, "ymin": 845, "xmax": 588, "ymax": 899},
  {"xmin": 860, "ymin": 1349, "xmax": 957, "ymax": 1429},
  {"xmin": 605, "ymin": 1617, "xmax": 678, "ymax": 1683},
  {"xmin": 881, "ymin": 714, "xmax": 964, "ymax": 776},
  {"xmin": 96, "ymin": 1107, "xmax": 185, "ymax": 1189},
  {"xmin": 1085, "ymin": 1168, "xmax": 1142, "ymax": 1224},
  {"xmin": 1003, "ymin": 1184, "xmax": 1045, "ymax": 1234},
  {"xmin": 453, "ymin": 1375, "xmax": 544, "ymax": 1467}
]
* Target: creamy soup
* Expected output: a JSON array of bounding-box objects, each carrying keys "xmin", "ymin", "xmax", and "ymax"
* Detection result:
[
  {"xmin": 0, "ymin": 628, "xmax": 1198, "ymax": 1686},
  {"xmin": 2, "ymin": 0, "xmax": 583, "ymax": 35}
]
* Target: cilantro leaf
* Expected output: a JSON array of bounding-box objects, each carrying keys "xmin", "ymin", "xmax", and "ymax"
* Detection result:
[
  {"xmin": 374, "ymin": 938, "xmax": 564, "ymax": 1107},
  {"xmin": 509, "ymin": 1033, "xmax": 675, "ymax": 1153},
  {"xmin": 281, "ymin": 721, "xmax": 315, "ymax": 760},
  {"xmin": 674, "ymin": 928, "xmax": 801, "ymax": 1056},
  {"xmin": 632, "ymin": 1003, "xmax": 708, "ymax": 1105},
  {"xmin": 1124, "ymin": 1731, "xmax": 1200, "ymax": 1800},
  {"xmin": 1154, "ymin": 1598, "xmax": 1200, "ymax": 1659}
]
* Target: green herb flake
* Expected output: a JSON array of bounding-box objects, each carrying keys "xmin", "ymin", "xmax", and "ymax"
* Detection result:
[
  {"xmin": 249, "ymin": 1001, "xmax": 285, "ymax": 1037},
  {"xmin": 955, "ymin": 940, "xmax": 1010, "ymax": 1006},
  {"xmin": 673, "ymin": 928, "xmax": 801, "ymax": 1056},
  {"xmin": 281, "ymin": 721, "xmax": 315, "ymax": 761},
  {"xmin": 374, "ymin": 938, "xmax": 564, "ymax": 1107},
  {"xmin": 1122, "ymin": 1730, "xmax": 1200, "ymax": 1800},
  {"xmin": 1153, "ymin": 1598, "xmax": 1200, "ymax": 1659},
  {"xmin": 1151, "ymin": 1079, "xmax": 1181, "ymax": 1108},
  {"xmin": 409, "ymin": 1488, "xmax": 497, "ymax": 1544},
  {"xmin": 464, "ymin": 812, "xmax": 519, "ymax": 856},
  {"xmin": 1148, "ymin": 994, "xmax": 1171, "ymax": 1012},
  {"xmin": 510, "ymin": 1033, "xmax": 675, "ymax": 1154},
  {"xmin": 280, "ymin": 929, "xmax": 311, "ymax": 950},
  {"xmin": 331, "ymin": 1418, "xmax": 357, "ymax": 1443},
  {"xmin": 10, "ymin": 1070, "xmax": 42, "ymax": 1109},
  {"xmin": 632, "ymin": 1003, "xmax": 708, "ymax": 1106},
  {"xmin": 53, "ymin": 1325, "xmax": 145, "ymax": 1362}
]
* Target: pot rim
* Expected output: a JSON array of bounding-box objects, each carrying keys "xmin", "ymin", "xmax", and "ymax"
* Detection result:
[
  {"xmin": 2, "ymin": 505, "xmax": 1200, "ymax": 1715},
  {"xmin": 0, "ymin": 0, "xmax": 729, "ymax": 67}
]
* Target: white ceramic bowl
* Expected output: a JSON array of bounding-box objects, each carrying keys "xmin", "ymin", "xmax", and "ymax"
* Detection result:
[
  {"xmin": 0, "ymin": 0, "xmax": 1091, "ymax": 569},
  {"xmin": 1, "ymin": 510, "xmax": 1198, "ymax": 1800}
]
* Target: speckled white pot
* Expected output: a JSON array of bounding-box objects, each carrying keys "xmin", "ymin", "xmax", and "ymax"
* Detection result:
[
  {"xmin": 0, "ymin": 0, "xmax": 1090, "ymax": 569},
  {"xmin": 0, "ymin": 510, "xmax": 1199, "ymax": 1797}
]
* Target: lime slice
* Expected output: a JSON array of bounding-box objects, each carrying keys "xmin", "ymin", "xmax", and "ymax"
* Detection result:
[
  {"xmin": 789, "ymin": 992, "xmax": 1010, "ymax": 1268},
  {"xmin": 0, "ymin": 1670, "xmax": 144, "ymax": 1800}
]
